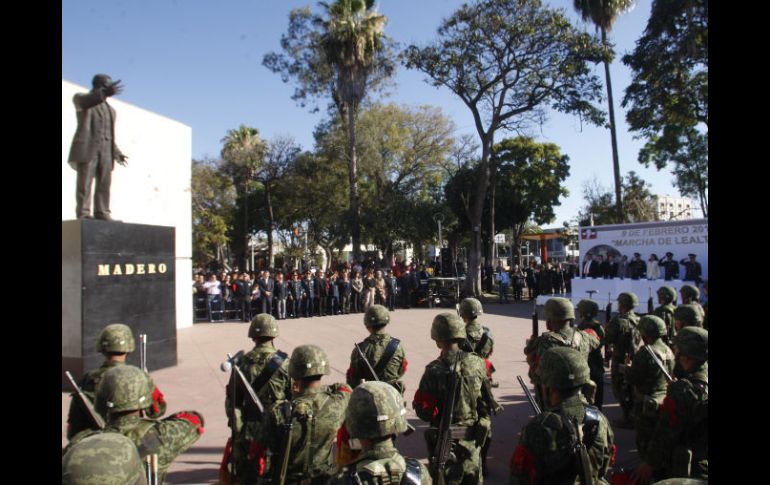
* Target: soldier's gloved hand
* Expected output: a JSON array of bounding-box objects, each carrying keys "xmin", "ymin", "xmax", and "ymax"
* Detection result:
[
  {"xmin": 104, "ymin": 79, "xmax": 124, "ymax": 97},
  {"xmin": 117, "ymin": 154, "xmax": 129, "ymax": 166},
  {"xmin": 175, "ymin": 411, "xmax": 205, "ymax": 434}
]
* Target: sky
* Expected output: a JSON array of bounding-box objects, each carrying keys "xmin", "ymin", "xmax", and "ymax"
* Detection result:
[{"xmin": 62, "ymin": 0, "xmax": 699, "ymax": 227}]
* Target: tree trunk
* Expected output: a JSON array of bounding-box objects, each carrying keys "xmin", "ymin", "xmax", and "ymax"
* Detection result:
[
  {"xmin": 603, "ymin": 28, "xmax": 624, "ymax": 223},
  {"xmin": 265, "ymin": 183, "xmax": 275, "ymax": 269},
  {"xmin": 487, "ymin": 163, "xmax": 497, "ymax": 264},
  {"xmin": 464, "ymin": 139, "xmax": 491, "ymax": 297},
  {"xmin": 346, "ymin": 105, "xmax": 362, "ymax": 263}
]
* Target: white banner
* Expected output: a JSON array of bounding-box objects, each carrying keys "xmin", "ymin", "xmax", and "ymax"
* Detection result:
[{"xmin": 578, "ymin": 219, "xmax": 708, "ymax": 280}]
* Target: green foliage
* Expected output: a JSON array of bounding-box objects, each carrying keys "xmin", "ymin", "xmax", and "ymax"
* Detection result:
[
  {"xmin": 577, "ymin": 171, "xmax": 658, "ymax": 226},
  {"xmin": 191, "ymin": 159, "xmax": 236, "ymax": 268},
  {"xmin": 622, "ymin": 0, "xmax": 707, "ymax": 215},
  {"xmin": 573, "ymin": 0, "xmax": 637, "ymax": 33}
]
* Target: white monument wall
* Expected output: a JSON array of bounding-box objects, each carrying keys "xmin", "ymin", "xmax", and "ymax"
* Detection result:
[{"xmin": 62, "ymin": 80, "xmax": 193, "ymax": 328}]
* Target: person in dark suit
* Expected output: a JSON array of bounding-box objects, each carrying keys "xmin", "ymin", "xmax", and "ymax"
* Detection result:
[
  {"xmin": 680, "ymin": 253, "xmax": 703, "ymax": 284},
  {"xmin": 337, "ymin": 270, "xmax": 352, "ymax": 314},
  {"xmin": 257, "ymin": 270, "xmax": 274, "ymax": 315},
  {"xmin": 599, "ymin": 255, "xmax": 611, "ymax": 279},
  {"xmin": 301, "ymin": 271, "xmax": 316, "ymax": 317},
  {"xmin": 68, "ymin": 74, "xmax": 129, "ymax": 220},
  {"xmin": 314, "ymin": 270, "xmax": 329, "ymax": 316},
  {"xmin": 660, "ymin": 252, "xmax": 680, "ymax": 280}
]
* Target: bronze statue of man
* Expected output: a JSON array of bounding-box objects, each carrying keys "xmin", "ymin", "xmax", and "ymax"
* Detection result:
[{"xmin": 68, "ymin": 74, "xmax": 129, "ymax": 220}]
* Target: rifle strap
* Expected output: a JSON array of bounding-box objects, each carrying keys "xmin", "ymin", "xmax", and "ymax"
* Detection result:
[
  {"xmin": 373, "ymin": 338, "xmax": 401, "ymax": 377},
  {"xmin": 251, "ymin": 350, "xmax": 289, "ymax": 395},
  {"xmin": 475, "ymin": 328, "xmax": 490, "ymax": 354}
]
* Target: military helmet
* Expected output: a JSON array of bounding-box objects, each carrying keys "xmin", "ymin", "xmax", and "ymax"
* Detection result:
[
  {"xmin": 536, "ymin": 347, "xmax": 591, "ymax": 390},
  {"xmin": 576, "ymin": 299, "xmax": 599, "ymax": 319},
  {"xmin": 430, "ymin": 313, "xmax": 466, "ymax": 341},
  {"xmin": 657, "ymin": 286, "xmax": 677, "ymax": 304},
  {"xmin": 680, "ymin": 284, "xmax": 700, "ymax": 301},
  {"xmin": 96, "ymin": 365, "xmax": 153, "ymax": 413},
  {"xmin": 345, "ymin": 381, "xmax": 408, "ymax": 440},
  {"xmin": 544, "ymin": 297, "xmax": 575, "ymax": 321},
  {"xmin": 459, "ymin": 298, "xmax": 483, "ymax": 319},
  {"xmin": 638, "ymin": 315, "xmax": 667, "ymax": 339},
  {"xmin": 97, "ymin": 323, "xmax": 135, "ymax": 354},
  {"xmin": 364, "ymin": 304, "xmax": 390, "ymax": 327},
  {"xmin": 249, "ymin": 313, "xmax": 279, "ymax": 339},
  {"xmin": 674, "ymin": 326, "xmax": 708, "ymax": 361},
  {"xmin": 62, "ymin": 432, "xmax": 147, "ymax": 485},
  {"xmin": 617, "ymin": 292, "xmax": 639, "ymax": 309},
  {"xmin": 288, "ymin": 344, "xmax": 330, "ymax": 379},
  {"xmin": 673, "ymin": 304, "xmax": 703, "ymax": 327}
]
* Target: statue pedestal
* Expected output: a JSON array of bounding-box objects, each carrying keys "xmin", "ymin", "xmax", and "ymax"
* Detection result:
[{"xmin": 62, "ymin": 219, "xmax": 177, "ymax": 389}]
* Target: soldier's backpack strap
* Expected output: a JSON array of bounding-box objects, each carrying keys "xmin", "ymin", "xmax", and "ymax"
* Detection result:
[
  {"xmin": 569, "ymin": 327, "xmax": 583, "ymax": 351},
  {"xmin": 134, "ymin": 420, "xmax": 161, "ymax": 457},
  {"xmin": 402, "ymin": 457, "xmax": 423, "ymax": 485},
  {"xmin": 475, "ymin": 327, "xmax": 491, "ymax": 354},
  {"xmin": 582, "ymin": 405, "xmax": 601, "ymax": 447},
  {"xmin": 373, "ymin": 338, "xmax": 401, "ymax": 377},
  {"xmin": 251, "ymin": 350, "xmax": 289, "ymax": 394}
]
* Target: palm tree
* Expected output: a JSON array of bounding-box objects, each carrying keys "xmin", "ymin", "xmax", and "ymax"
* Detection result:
[
  {"xmin": 573, "ymin": 0, "xmax": 636, "ymax": 223},
  {"xmin": 221, "ymin": 125, "xmax": 266, "ymax": 270},
  {"xmin": 317, "ymin": 0, "xmax": 387, "ymax": 262}
]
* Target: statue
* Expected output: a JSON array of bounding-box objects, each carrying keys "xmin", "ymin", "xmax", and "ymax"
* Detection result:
[{"xmin": 67, "ymin": 74, "xmax": 129, "ymax": 221}]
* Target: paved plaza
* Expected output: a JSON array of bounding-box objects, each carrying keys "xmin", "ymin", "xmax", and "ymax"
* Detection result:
[{"xmin": 62, "ymin": 301, "xmax": 639, "ymax": 484}]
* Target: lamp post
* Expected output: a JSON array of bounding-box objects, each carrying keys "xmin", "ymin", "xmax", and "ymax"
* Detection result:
[{"xmin": 433, "ymin": 213, "xmax": 444, "ymax": 275}]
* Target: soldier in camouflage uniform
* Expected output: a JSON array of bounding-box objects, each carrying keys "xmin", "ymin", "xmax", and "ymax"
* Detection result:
[
  {"xmin": 509, "ymin": 347, "xmax": 616, "ymax": 485},
  {"xmin": 458, "ymin": 297, "xmax": 497, "ymax": 475},
  {"xmin": 679, "ymin": 284, "xmax": 705, "ymax": 320},
  {"xmin": 626, "ymin": 315, "xmax": 675, "ymax": 462},
  {"xmin": 259, "ymin": 344, "xmax": 352, "ymax": 484},
  {"xmin": 68, "ymin": 364, "xmax": 204, "ymax": 484},
  {"xmin": 701, "ymin": 280, "xmax": 708, "ymax": 330},
  {"xmin": 672, "ymin": 304, "xmax": 704, "ymax": 378},
  {"xmin": 224, "ymin": 314, "xmax": 291, "ymax": 485},
  {"xmin": 413, "ymin": 313, "xmax": 499, "ymax": 485},
  {"xmin": 330, "ymin": 381, "xmax": 431, "ymax": 485},
  {"xmin": 63, "ymin": 431, "xmax": 147, "ymax": 485},
  {"xmin": 576, "ymin": 299, "xmax": 606, "ymax": 409},
  {"xmin": 653, "ymin": 286, "xmax": 677, "ymax": 346},
  {"xmin": 633, "ymin": 327, "xmax": 708, "ymax": 484},
  {"xmin": 347, "ymin": 305, "xmax": 408, "ymax": 394},
  {"xmin": 604, "ymin": 292, "xmax": 641, "ymax": 428},
  {"xmin": 67, "ymin": 323, "xmax": 166, "ymax": 440},
  {"xmin": 524, "ymin": 298, "xmax": 600, "ymax": 410}
]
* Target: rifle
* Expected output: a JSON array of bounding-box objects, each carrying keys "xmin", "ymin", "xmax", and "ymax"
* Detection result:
[
  {"xmin": 531, "ymin": 299, "xmax": 539, "ymax": 338},
  {"xmin": 568, "ymin": 417, "xmax": 595, "ymax": 485},
  {"xmin": 145, "ymin": 454, "xmax": 159, "ymax": 485},
  {"xmin": 647, "ymin": 288, "xmax": 654, "ymax": 315},
  {"xmin": 353, "ymin": 343, "xmax": 415, "ymax": 435},
  {"xmin": 272, "ymin": 400, "xmax": 294, "ymax": 485},
  {"xmin": 226, "ymin": 352, "xmax": 265, "ymax": 416},
  {"xmin": 65, "ymin": 370, "xmax": 105, "ymax": 430},
  {"xmin": 517, "ymin": 375, "xmax": 541, "ymax": 415},
  {"xmin": 604, "ymin": 294, "xmax": 612, "ymax": 366},
  {"xmin": 139, "ymin": 333, "xmax": 147, "ymax": 371},
  {"xmin": 429, "ymin": 353, "xmax": 460, "ymax": 485},
  {"xmin": 643, "ymin": 345, "xmax": 674, "ymax": 384}
]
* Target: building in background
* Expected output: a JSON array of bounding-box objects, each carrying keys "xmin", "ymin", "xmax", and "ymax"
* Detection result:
[{"xmin": 655, "ymin": 195, "xmax": 694, "ymax": 220}]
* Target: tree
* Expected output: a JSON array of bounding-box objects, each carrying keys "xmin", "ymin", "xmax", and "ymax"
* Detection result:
[
  {"xmin": 263, "ymin": 0, "xmax": 395, "ymax": 262},
  {"xmin": 573, "ymin": 0, "xmax": 637, "ymax": 223},
  {"xmin": 622, "ymin": 0, "xmax": 707, "ymax": 216},
  {"xmin": 191, "ymin": 159, "xmax": 236, "ymax": 269},
  {"xmin": 577, "ymin": 171, "xmax": 658, "ymax": 226},
  {"xmin": 260, "ymin": 136, "xmax": 300, "ymax": 268},
  {"xmin": 220, "ymin": 125, "xmax": 267, "ymax": 270},
  {"xmin": 492, "ymin": 137, "xmax": 571, "ymax": 265},
  {"xmin": 405, "ymin": 0, "xmax": 607, "ymax": 296}
]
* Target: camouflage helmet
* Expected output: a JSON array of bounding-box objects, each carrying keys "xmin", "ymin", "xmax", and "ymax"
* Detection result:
[
  {"xmin": 344, "ymin": 381, "xmax": 407, "ymax": 440},
  {"xmin": 544, "ymin": 297, "xmax": 575, "ymax": 321},
  {"xmin": 576, "ymin": 299, "xmax": 599, "ymax": 319},
  {"xmin": 288, "ymin": 344, "xmax": 330, "ymax": 379},
  {"xmin": 459, "ymin": 298, "xmax": 483, "ymax": 319},
  {"xmin": 96, "ymin": 323, "xmax": 135, "ymax": 354},
  {"xmin": 536, "ymin": 347, "xmax": 591, "ymax": 390},
  {"xmin": 364, "ymin": 304, "xmax": 390, "ymax": 327},
  {"xmin": 680, "ymin": 284, "xmax": 700, "ymax": 301},
  {"xmin": 249, "ymin": 313, "xmax": 279, "ymax": 339},
  {"xmin": 674, "ymin": 304, "xmax": 703, "ymax": 327},
  {"xmin": 430, "ymin": 313, "xmax": 466, "ymax": 342},
  {"xmin": 674, "ymin": 326, "xmax": 708, "ymax": 361},
  {"xmin": 638, "ymin": 315, "xmax": 667, "ymax": 339},
  {"xmin": 617, "ymin": 292, "xmax": 639, "ymax": 309},
  {"xmin": 96, "ymin": 365, "xmax": 153, "ymax": 413},
  {"xmin": 657, "ymin": 286, "xmax": 677, "ymax": 304},
  {"xmin": 62, "ymin": 432, "xmax": 147, "ymax": 485}
]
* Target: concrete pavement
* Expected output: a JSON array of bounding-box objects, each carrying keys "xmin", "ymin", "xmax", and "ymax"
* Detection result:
[{"xmin": 62, "ymin": 301, "xmax": 640, "ymax": 484}]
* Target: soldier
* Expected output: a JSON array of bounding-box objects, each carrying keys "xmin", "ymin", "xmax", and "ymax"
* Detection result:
[
  {"xmin": 72, "ymin": 365, "xmax": 204, "ymax": 483},
  {"xmin": 632, "ymin": 327, "xmax": 708, "ymax": 484},
  {"xmin": 576, "ymin": 299, "xmax": 606, "ymax": 409},
  {"xmin": 702, "ymin": 280, "xmax": 708, "ymax": 330},
  {"xmin": 260, "ymin": 344, "xmax": 352, "ymax": 484},
  {"xmin": 671, "ymin": 304, "xmax": 704, "ymax": 379},
  {"xmin": 63, "ymin": 432, "xmax": 147, "ymax": 485},
  {"xmin": 458, "ymin": 297, "xmax": 498, "ymax": 475},
  {"xmin": 347, "ymin": 305, "xmax": 408, "ymax": 394},
  {"xmin": 329, "ymin": 381, "xmax": 431, "ymax": 485},
  {"xmin": 524, "ymin": 298, "xmax": 600, "ymax": 410},
  {"xmin": 679, "ymin": 284, "xmax": 705, "ymax": 320},
  {"xmin": 67, "ymin": 323, "xmax": 166, "ymax": 440},
  {"xmin": 653, "ymin": 286, "xmax": 678, "ymax": 346},
  {"xmin": 626, "ymin": 315, "xmax": 675, "ymax": 462},
  {"xmin": 509, "ymin": 347, "xmax": 615, "ymax": 485},
  {"xmin": 413, "ymin": 313, "xmax": 497, "ymax": 485},
  {"xmin": 224, "ymin": 314, "xmax": 291, "ymax": 485},
  {"xmin": 604, "ymin": 292, "xmax": 642, "ymax": 428}
]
